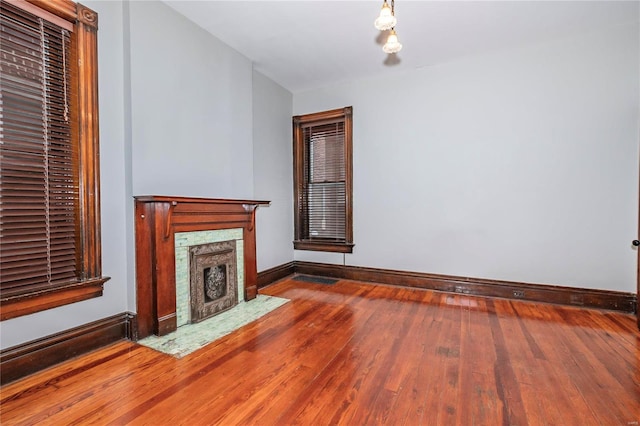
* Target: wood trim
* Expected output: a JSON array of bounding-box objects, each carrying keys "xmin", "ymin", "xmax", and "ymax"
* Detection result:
[
  {"xmin": 76, "ymin": 2, "xmax": 97, "ymax": 28},
  {"xmin": 157, "ymin": 314, "xmax": 177, "ymax": 337},
  {"xmin": 135, "ymin": 202, "xmax": 155, "ymax": 339},
  {"xmin": 293, "ymin": 240, "xmax": 354, "ymax": 253},
  {"xmin": 0, "ymin": 278, "xmax": 108, "ymax": 321},
  {"xmin": 75, "ymin": 1, "xmax": 101, "ymax": 279},
  {"xmin": 257, "ymin": 262, "xmax": 296, "ymax": 289},
  {"xmin": 255, "ymin": 261, "xmax": 637, "ymax": 314},
  {"xmin": 0, "ymin": 312, "xmax": 136, "ymax": 385},
  {"xmin": 23, "ymin": 0, "xmax": 76, "ymax": 23},
  {"xmin": 291, "ymin": 262, "xmax": 636, "ymax": 313},
  {"xmin": 243, "ymin": 225, "xmax": 259, "ymax": 300},
  {"xmin": 344, "ymin": 106, "xmax": 353, "ymax": 247},
  {"xmin": 134, "ymin": 196, "xmax": 270, "ymax": 205},
  {"xmin": 293, "ymin": 107, "xmax": 351, "ymax": 124},
  {"xmin": 292, "ymin": 119, "xmax": 304, "ymax": 246}
]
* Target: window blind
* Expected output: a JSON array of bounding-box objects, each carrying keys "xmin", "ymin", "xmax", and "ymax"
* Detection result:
[
  {"xmin": 0, "ymin": 1, "xmax": 79, "ymax": 295},
  {"xmin": 302, "ymin": 120, "xmax": 346, "ymax": 241}
]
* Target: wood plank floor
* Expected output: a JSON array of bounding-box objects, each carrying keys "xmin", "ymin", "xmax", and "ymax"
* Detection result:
[{"xmin": 1, "ymin": 277, "xmax": 639, "ymax": 425}]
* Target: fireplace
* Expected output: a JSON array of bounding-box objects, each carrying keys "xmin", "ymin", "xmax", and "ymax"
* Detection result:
[
  {"xmin": 189, "ymin": 240, "xmax": 238, "ymax": 322},
  {"xmin": 134, "ymin": 196, "xmax": 269, "ymax": 338}
]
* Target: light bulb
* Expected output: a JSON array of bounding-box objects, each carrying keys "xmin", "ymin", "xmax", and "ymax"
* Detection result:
[
  {"xmin": 383, "ymin": 29, "xmax": 402, "ymax": 54},
  {"xmin": 374, "ymin": 1, "xmax": 396, "ymax": 31}
]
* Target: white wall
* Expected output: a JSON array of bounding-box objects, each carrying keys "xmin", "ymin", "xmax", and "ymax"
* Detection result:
[
  {"xmin": 128, "ymin": 1, "xmax": 254, "ymax": 199},
  {"xmin": 252, "ymin": 71, "xmax": 294, "ymax": 271},
  {"xmin": 294, "ymin": 23, "xmax": 640, "ymax": 293},
  {"xmin": 0, "ymin": 0, "xmax": 130, "ymax": 349},
  {"xmin": 123, "ymin": 1, "xmax": 136, "ymax": 313}
]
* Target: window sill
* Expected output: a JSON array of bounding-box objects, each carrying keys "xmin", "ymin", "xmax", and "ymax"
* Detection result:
[
  {"xmin": 293, "ymin": 240, "xmax": 354, "ymax": 253},
  {"xmin": 0, "ymin": 277, "xmax": 111, "ymax": 321}
]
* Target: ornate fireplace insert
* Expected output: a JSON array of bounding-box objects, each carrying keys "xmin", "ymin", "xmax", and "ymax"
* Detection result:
[{"xmin": 189, "ymin": 240, "xmax": 238, "ymax": 323}]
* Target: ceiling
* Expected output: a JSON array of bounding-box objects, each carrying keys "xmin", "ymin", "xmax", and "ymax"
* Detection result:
[{"xmin": 164, "ymin": 1, "xmax": 639, "ymax": 93}]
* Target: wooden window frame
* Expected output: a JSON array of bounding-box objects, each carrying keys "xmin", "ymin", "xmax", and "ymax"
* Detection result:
[
  {"xmin": 0, "ymin": 0, "xmax": 108, "ymax": 321},
  {"xmin": 293, "ymin": 106, "xmax": 354, "ymax": 253}
]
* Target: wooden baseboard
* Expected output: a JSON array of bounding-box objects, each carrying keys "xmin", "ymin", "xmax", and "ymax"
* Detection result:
[
  {"xmin": 257, "ymin": 261, "xmax": 296, "ymax": 289},
  {"xmin": 257, "ymin": 260, "xmax": 636, "ymax": 314},
  {"xmin": 0, "ymin": 312, "xmax": 136, "ymax": 385},
  {"xmin": 293, "ymin": 261, "xmax": 636, "ymax": 313}
]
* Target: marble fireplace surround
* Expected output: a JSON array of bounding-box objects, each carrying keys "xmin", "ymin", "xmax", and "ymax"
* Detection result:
[{"xmin": 134, "ymin": 196, "xmax": 269, "ymax": 339}]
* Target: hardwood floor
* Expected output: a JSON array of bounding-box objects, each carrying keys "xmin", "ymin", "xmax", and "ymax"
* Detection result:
[{"xmin": 1, "ymin": 277, "xmax": 639, "ymax": 425}]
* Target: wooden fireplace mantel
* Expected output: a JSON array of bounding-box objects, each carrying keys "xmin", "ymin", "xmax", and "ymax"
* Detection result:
[{"xmin": 134, "ymin": 196, "xmax": 270, "ymax": 338}]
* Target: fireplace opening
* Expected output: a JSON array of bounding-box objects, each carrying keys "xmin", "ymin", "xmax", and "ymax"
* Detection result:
[
  {"xmin": 189, "ymin": 240, "xmax": 238, "ymax": 323},
  {"xmin": 204, "ymin": 265, "xmax": 227, "ymax": 301}
]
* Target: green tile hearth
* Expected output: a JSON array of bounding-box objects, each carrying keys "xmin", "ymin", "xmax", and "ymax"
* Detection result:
[{"xmin": 137, "ymin": 295, "xmax": 289, "ymax": 358}]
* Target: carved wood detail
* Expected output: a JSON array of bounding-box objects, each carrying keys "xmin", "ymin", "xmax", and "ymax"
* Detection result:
[{"xmin": 76, "ymin": 3, "xmax": 97, "ymax": 28}]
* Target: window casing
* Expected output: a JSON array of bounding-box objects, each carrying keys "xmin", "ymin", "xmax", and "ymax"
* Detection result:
[
  {"xmin": 0, "ymin": 0, "xmax": 107, "ymax": 320},
  {"xmin": 293, "ymin": 107, "xmax": 353, "ymax": 253}
]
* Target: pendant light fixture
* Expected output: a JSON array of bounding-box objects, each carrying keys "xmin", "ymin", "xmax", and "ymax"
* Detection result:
[
  {"xmin": 383, "ymin": 29, "xmax": 402, "ymax": 54},
  {"xmin": 374, "ymin": 0, "xmax": 396, "ymax": 31},
  {"xmin": 374, "ymin": 0, "xmax": 402, "ymax": 54}
]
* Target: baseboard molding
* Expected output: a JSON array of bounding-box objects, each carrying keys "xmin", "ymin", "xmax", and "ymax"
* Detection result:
[
  {"xmin": 0, "ymin": 312, "xmax": 137, "ymax": 385},
  {"xmin": 260, "ymin": 260, "xmax": 636, "ymax": 314},
  {"xmin": 257, "ymin": 261, "xmax": 296, "ymax": 289}
]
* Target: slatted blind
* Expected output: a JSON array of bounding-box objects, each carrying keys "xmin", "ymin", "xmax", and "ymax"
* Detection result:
[
  {"xmin": 302, "ymin": 120, "xmax": 346, "ymax": 241},
  {"xmin": 0, "ymin": 1, "xmax": 79, "ymax": 295}
]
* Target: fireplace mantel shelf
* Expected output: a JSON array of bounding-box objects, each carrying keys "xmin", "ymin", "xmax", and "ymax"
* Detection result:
[
  {"xmin": 135, "ymin": 195, "xmax": 270, "ymax": 205},
  {"xmin": 134, "ymin": 196, "xmax": 270, "ymax": 338}
]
